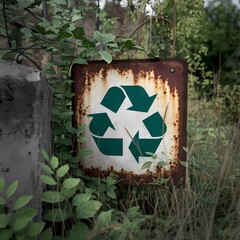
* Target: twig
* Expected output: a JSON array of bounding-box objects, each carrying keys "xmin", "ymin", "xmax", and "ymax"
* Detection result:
[
  {"xmin": 124, "ymin": 127, "xmax": 144, "ymax": 159},
  {"xmin": 149, "ymin": 15, "xmax": 152, "ymax": 51},
  {"xmin": 24, "ymin": 8, "xmax": 42, "ymax": 21},
  {"xmin": 0, "ymin": 47, "xmax": 44, "ymax": 51},
  {"xmin": 129, "ymin": 17, "xmax": 171, "ymax": 39},
  {"xmin": 42, "ymin": 0, "xmax": 50, "ymax": 21},
  {"xmin": 170, "ymin": 0, "xmax": 177, "ymax": 57},
  {"xmin": 137, "ymin": 11, "xmax": 145, "ymax": 46},
  {"xmin": 15, "ymin": 50, "xmax": 41, "ymax": 70},
  {"xmin": 2, "ymin": 2, "xmax": 12, "ymax": 48},
  {"xmin": 96, "ymin": 0, "xmax": 100, "ymax": 31}
]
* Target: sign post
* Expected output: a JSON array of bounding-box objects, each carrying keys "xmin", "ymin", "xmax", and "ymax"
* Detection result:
[{"xmin": 72, "ymin": 59, "xmax": 187, "ymax": 184}]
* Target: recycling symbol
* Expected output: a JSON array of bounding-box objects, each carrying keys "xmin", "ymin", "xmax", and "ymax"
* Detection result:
[{"xmin": 88, "ymin": 86, "xmax": 167, "ymax": 163}]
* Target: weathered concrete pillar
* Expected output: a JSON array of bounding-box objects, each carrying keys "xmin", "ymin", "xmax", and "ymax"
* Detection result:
[{"xmin": 0, "ymin": 62, "xmax": 52, "ymax": 212}]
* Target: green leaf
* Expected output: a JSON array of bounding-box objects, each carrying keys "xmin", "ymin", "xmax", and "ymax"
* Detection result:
[
  {"xmin": 56, "ymin": 164, "xmax": 69, "ymax": 178},
  {"xmin": 145, "ymin": 152, "xmax": 157, "ymax": 159},
  {"xmin": 97, "ymin": 210, "xmax": 113, "ymax": 226},
  {"xmin": 182, "ymin": 147, "xmax": 189, "ymax": 153},
  {"xmin": 13, "ymin": 195, "xmax": 33, "ymax": 210},
  {"xmin": 52, "ymin": 19, "xmax": 62, "ymax": 28},
  {"xmin": 59, "ymin": 111, "xmax": 73, "ymax": 119},
  {"xmin": 102, "ymin": 33, "xmax": 115, "ymax": 44},
  {"xmin": 40, "ymin": 191, "xmax": 64, "ymax": 203},
  {"xmin": 145, "ymin": 152, "xmax": 154, "ymax": 155},
  {"xmin": 35, "ymin": 24, "xmax": 45, "ymax": 34},
  {"xmin": 82, "ymin": 39, "xmax": 95, "ymax": 48},
  {"xmin": 158, "ymin": 161, "xmax": 168, "ymax": 167},
  {"xmin": 0, "ymin": 214, "xmax": 9, "ymax": 228},
  {"xmin": 76, "ymin": 200, "xmax": 102, "ymax": 219},
  {"xmin": 39, "ymin": 162, "xmax": 54, "ymax": 175},
  {"xmin": 94, "ymin": 31, "xmax": 115, "ymax": 44},
  {"xmin": 13, "ymin": 208, "xmax": 37, "ymax": 231},
  {"xmin": 72, "ymin": 58, "xmax": 88, "ymax": 65},
  {"xmin": 63, "ymin": 178, "xmax": 80, "ymax": 189},
  {"xmin": 17, "ymin": 0, "xmax": 33, "ymax": 9},
  {"xmin": 50, "ymin": 156, "xmax": 59, "ymax": 169},
  {"xmin": 40, "ymin": 175, "xmax": 57, "ymax": 186},
  {"xmin": 0, "ymin": 197, "xmax": 5, "ymax": 206},
  {"xmin": 72, "ymin": 27, "xmax": 85, "ymax": 39},
  {"xmin": 107, "ymin": 43, "xmax": 118, "ymax": 49},
  {"xmin": 68, "ymin": 222, "xmax": 89, "ymax": 240},
  {"xmin": 59, "ymin": 151, "xmax": 72, "ymax": 160},
  {"xmin": 106, "ymin": 188, "xmax": 116, "ymax": 199},
  {"xmin": 65, "ymin": 122, "xmax": 76, "ymax": 134},
  {"xmin": 141, "ymin": 161, "xmax": 152, "ymax": 170},
  {"xmin": 76, "ymin": 125, "xmax": 86, "ymax": 135},
  {"xmin": 41, "ymin": 150, "xmax": 50, "ymax": 161},
  {"xmin": 180, "ymin": 161, "xmax": 188, "ymax": 168},
  {"xmin": 58, "ymin": 32, "xmax": 72, "ymax": 40},
  {"xmin": 127, "ymin": 206, "xmax": 139, "ymax": 218},
  {"xmin": 148, "ymin": 52, "xmax": 159, "ymax": 58},
  {"xmin": 106, "ymin": 176, "xmax": 117, "ymax": 185},
  {"xmin": 99, "ymin": 50, "xmax": 112, "ymax": 64},
  {"xmin": 72, "ymin": 193, "xmax": 91, "ymax": 206},
  {"xmin": 41, "ymin": 228, "xmax": 52, "ymax": 240},
  {"xmin": 124, "ymin": 39, "xmax": 134, "ymax": 49},
  {"xmin": 0, "ymin": 229, "xmax": 13, "ymax": 240},
  {"xmin": 6, "ymin": 181, "xmax": 18, "ymax": 199},
  {"xmin": 82, "ymin": 48, "xmax": 97, "ymax": 58},
  {"xmin": 93, "ymin": 31, "xmax": 102, "ymax": 42},
  {"xmin": 58, "ymin": 138, "xmax": 72, "ymax": 146},
  {"xmin": 43, "ymin": 208, "xmax": 71, "ymax": 222},
  {"xmin": 52, "ymin": 107, "xmax": 60, "ymax": 116},
  {"xmin": 133, "ymin": 45, "xmax": 148, "ymax": 52},
  {"xmin": 27, "ymin": 222, "xmax": 45, "ymax": 237},
  {"xmin": 61, "ymin": 186, "xmax": 77, "ymax": 199},
  {"xmin": 0, "ymin": 178, "xmax": 5, "ymax": 193},
  {"xmin": 72, "ymin": 14, "xmax": 82, "ymax": 22},
  {"xmin": 20, "ymin": 27, "xmax": 32, "ymax": 37}
]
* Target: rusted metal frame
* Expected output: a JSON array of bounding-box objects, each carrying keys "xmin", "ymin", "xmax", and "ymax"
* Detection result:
[{"xmin": 72, "ymin": 58, "xmax": 187, "ymax": 185}]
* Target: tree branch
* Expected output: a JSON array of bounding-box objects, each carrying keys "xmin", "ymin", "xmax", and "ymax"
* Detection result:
[
  {"xmin": 42, "ymin": 0, "xmax": 50, "ymax": 21},
  {"xmin": 2, "ymin": 2, "xmax": 12, "ymax": 48},
  {"xmin": 137, "ymin": 11, "xmax": 145, "ymax": 46},
  {"xmin": 0, "ymin": 47, "xmax": 44, "ymax": 51},
  {"xmin": 170, "ymin": 0, "xmax": 177, "ymax": 57},
  {"xmin": 129, "ymin": 17, "xmax": 171, "ymax": 39},
  {"xmin": 24, "ymin": 8, "xmax": 42, "ymax": 21},
  {"xmin": 15, "ymin": 50, "xmax": 41, "ymax": 70}
]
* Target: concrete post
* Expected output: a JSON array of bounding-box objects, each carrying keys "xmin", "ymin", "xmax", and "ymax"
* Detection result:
[{"xmin": 0, "ymin": 62, "xmax": 52, "ymax": 213}]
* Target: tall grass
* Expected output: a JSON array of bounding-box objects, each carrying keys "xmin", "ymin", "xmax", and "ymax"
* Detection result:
[{"xmin": 117, "ymin": 90, "xmax": 240, "ymax": 240}]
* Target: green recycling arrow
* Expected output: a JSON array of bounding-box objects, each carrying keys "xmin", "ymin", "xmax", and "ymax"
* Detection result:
[
  {"xmin": 143, "ymin": 112, "xmax": 167, "ymax": 137},
  {"xmin": 128, "ymin": 132, "xmax": 162, "ymax": 163},
  {"xmin": 100, "ymin": 85, "xmax": 156, "ymax": 113},
  {"xmin": 92, "ymin": 136, "xmax": 123, "ymax": 156},
  {"xmin": 101, "ymin": 86, "xmax": 126, "ymax": 113},
  {"xmin": 88, "ymin": 113, "xmax": 115, "ymax": 136},
  {"xmin": 121, "ymin": 86, "xmax": 157, "ymax": 112}
]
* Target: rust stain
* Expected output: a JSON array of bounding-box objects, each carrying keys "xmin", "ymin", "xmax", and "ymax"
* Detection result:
[{"xmin": 72, "ymin": 59, "xmax": 187, "ymax": 185}]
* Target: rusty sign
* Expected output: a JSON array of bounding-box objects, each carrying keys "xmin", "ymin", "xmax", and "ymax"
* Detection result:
[{"xmin": 72, "ymin": 59, "xmax": 187, "ymax": 184}]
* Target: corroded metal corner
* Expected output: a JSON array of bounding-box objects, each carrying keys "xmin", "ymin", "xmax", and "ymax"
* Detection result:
[{"xmin": 72, "ymin": 58, "xmax": 187, "ymax": 185}]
